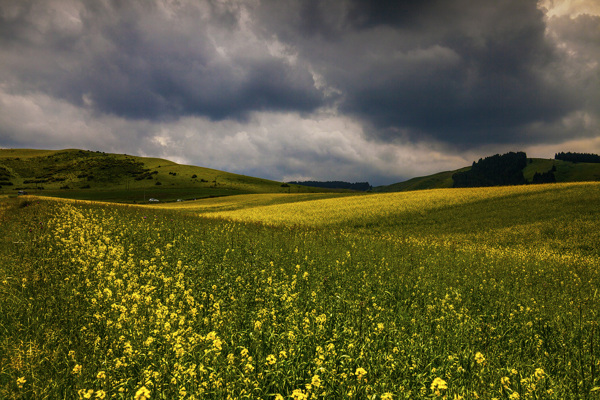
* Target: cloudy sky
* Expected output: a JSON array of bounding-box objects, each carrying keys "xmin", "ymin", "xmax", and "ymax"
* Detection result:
[{"xmin": 1, "ymin": 0, "xmax": 599, "ymax": 185}]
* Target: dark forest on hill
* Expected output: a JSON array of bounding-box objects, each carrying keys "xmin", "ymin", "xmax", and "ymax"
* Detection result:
[
  {"xmin": 452, "ymin": 152, "xmax": 528, "ymax": 188},
  {"xmin": 555, "ymin": 152, "xmax": 600, "ymax": 163}
]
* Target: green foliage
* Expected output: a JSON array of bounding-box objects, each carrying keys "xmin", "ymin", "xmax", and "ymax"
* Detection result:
[{"xmin": 0, "ymin": 165, "xmax": 13, "ymax": 180}]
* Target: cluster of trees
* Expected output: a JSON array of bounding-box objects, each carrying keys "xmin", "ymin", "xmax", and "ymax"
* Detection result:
[
  {"xmin": 133, "ymin": 170, "xmax": 158, "ymax": 181},
  {"xmin": 0, "ymin": 166, "xmax": 13, "ymax": 189},
  {"xmin": 532, "ymin": 165, "xmax": 557, "ymax": 184},
  {"xmin": 452, "ymin": 152, "xmax": 528, "ymax": 188},
  {"xmin": 288, "ymin": 181, "xmax": 372, "ymax": 191},
  {"xmin": 555, "ymin": 152, "xmax": 600, "ymax": 163}
]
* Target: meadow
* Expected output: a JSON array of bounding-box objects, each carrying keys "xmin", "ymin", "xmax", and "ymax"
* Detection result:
[
  {"xmin": 1, "ymin": 182, "xmax": 599, "ymax": 399},
  {"xmin": 0, "ymin": 149, "xmax": 332, "ymax": 204}
]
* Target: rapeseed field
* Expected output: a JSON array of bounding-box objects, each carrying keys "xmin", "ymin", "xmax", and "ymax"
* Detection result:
[{"xmin": 1, "ymin": 183, "xmax": 599, "ymax": 399}]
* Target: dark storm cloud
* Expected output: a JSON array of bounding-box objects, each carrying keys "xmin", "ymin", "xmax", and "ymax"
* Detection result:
[
  {"xmin": 345, "ymin": 0, "xmax": 440, "ymax": 29},
  {"xmin": 255, "ymin": 0, "xmax": 586, "ymax": 146},
  {"xmin": 0, "ymin": 0, "xmax": 326, "ymax": 121}
]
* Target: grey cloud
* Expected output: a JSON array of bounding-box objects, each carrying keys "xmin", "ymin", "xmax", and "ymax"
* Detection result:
[
  {"xmin": 256, "ymin": 0, "xmax": 587, "ymax": 147},
  {"xmin": 0, "ymin": 0, "xmax": 326, "ymax": 121},
  {"xmin": 346, "ymin": 0, "xmax": 443, "ymax": 30},
  {"xmin": 547, "ymin": 13, "xmax": 600, "ymax": 112}
]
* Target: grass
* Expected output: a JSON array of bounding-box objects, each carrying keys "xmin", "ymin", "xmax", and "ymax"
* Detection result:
[
  {"xmin": 1, "ymin": 183, "xmax": 599, "ymax": 399},
  {"xmin": 372, "ymin": 169, "xmax": 464, "ymax": 192},
  {"xmin": 0, "ymin": 149, "xmax": 334, "ymax": 202}
]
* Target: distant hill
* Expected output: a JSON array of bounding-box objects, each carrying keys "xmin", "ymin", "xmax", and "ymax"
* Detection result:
[
  {"xmin": 0, "ymin": 148, "xmax": 333, "ymax": 202},
  {"xmin": 287, "ymin": 181, "xmax": 372, "ymax": 191},
  {"xmin": 375, "ymin": 154, "xmax": 600, "ymax": 192},
  {"xmin": 372, "ymin": 168, "xmax": 469, "ymax": 193}
]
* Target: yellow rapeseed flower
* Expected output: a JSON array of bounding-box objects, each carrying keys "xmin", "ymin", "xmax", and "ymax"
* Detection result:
[
  {"xmin": 292, "ymin": 388, "xmax": 307, "ymax": 400},
  {"xmin": 16, "ymin": 376, "xmax": 26, "ymax": 389},
  {"xmin": 534, "ymin": 368, "xmax": 545, "ymax": 380},
  {"xmin": 134, "ymin": 386, "xmax": 151, "ymax": 400},
  {"xmin": 431, "ymin": 377, "xmax": 448, "ymax": 396},
  {"xmin": 78, "ymin": 389, "xmax": 93, "ymax": 399},
  {"xmin": 213, "ymin": 338, "xmax": 223, "ymax": 352},
  {"xmin": 311, "ymin": 374, "xmax": 322, "ymax": 389},
  {"xmin": 244, "ymin": 363, "xmax": 254, "ymax": 374},
  {"xmin": 381, "ymin": 393, "xmax": 393, "ymax": 400},
  {"xmin": 474, "ymin": 352, "xmax": 485, "ymax": 365},
  {"xmin": 72, "ymin": 364, "xmax": 82, "ymax": 374},
  {"xmin": 355, "ymin": 367, "xmax": 367, "ymax": 381}
]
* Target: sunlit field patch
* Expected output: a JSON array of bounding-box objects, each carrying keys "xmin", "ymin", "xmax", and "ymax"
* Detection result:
[
  {"xmin": 152, "ymin": 193, "xmax": 357, "ymax": 213},
  {"xmin": 1, "ymin": 183, "xmax": 599, "ymax": 399},
  {"xmin": 200, "ymin": 182, "xmax": 598, "ymax": 228}
]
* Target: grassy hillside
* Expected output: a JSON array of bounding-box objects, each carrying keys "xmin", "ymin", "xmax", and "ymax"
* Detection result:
[
  {"xmin": 376, "ymin": 157, "xmax": 600, "ymax": 192},
  {"xmin": 523, "ymin": 158, "xmax": 600, "ymax": 182},
  {"xmin": 0, "ymin": 148, "xmax": 329, "ymax": 202},
  {"xmin": 372, "ymin": 168, "xmax": 465, "ymax": 192},
  {"xmin": 1, "ymin": 183, "xmax": 599, "ymax": 398}
]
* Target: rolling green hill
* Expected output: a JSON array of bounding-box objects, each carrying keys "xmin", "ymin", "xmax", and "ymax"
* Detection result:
[
  {"xmin": 375, "ymin": 157, "xmax": 600, "ymax": 192},
  {"xmin": 372, "ymin": 167, "xmax": 468, "ymax": 192},
  {"xmin": 0, "ymin": 148, "xmax": 329, "ymax": 202}
]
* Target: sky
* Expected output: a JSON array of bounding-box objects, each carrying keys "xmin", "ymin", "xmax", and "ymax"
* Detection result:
[{"xmin": 0, "ymin": 0, "xmax": 599, "ymax": 186}]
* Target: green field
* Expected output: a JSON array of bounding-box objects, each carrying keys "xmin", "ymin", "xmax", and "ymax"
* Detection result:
[{"xmin": 1, "ymin": 183, "xmax": 599, "ymax": 399}]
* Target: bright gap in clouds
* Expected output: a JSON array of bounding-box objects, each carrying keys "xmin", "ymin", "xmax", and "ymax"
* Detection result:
[{"xmin": 540, "ymin": 0, "xmax": 600, "ymax": 17}]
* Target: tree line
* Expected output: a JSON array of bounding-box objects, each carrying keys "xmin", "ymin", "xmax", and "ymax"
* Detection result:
[{"xmin": 555, "ymin": 152, "xmax": 600, "ymax": 163}]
